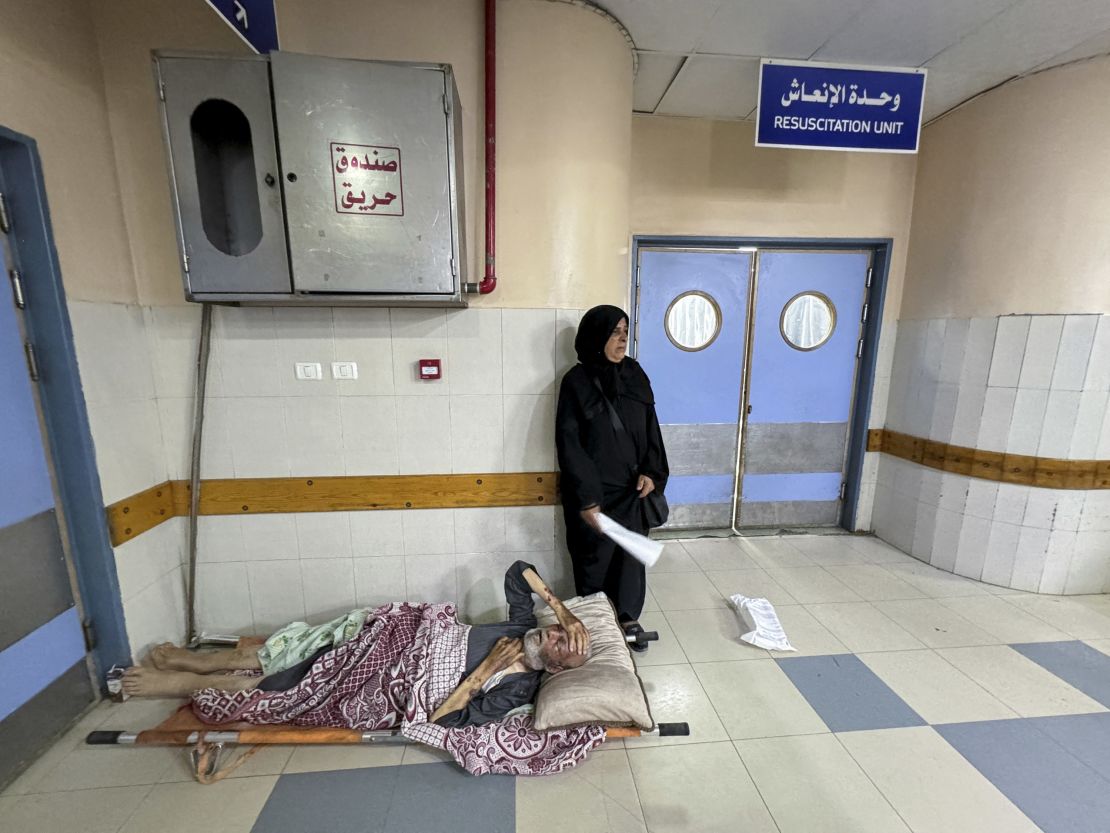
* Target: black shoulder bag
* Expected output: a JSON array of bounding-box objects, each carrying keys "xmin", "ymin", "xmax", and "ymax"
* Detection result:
[{"xmin": 591, "ymin": 378, "xmax": 669, "ymax": 528}]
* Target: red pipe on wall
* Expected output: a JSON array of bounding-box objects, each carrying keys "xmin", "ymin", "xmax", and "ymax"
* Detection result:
[{"xmin": 478, "ymin": 0, "xmax": 497, "ymax": 294}]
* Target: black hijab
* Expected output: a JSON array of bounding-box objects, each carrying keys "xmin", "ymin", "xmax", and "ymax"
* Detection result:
[{"xmin": 574, "ymin": 305, "xmax": 652, "ymax": 403}]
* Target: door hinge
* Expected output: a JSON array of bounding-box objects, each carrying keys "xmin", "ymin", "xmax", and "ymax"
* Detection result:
[
  {"xmin": 856, "ymin": 338, "xmax": 864, "ymax": 358},
  {"xmin": 82, "ymin": 618, "xmax": 97, "ymax": 652},
  {"xmin": 24, "ymin": 342, "xmax": 40, "ymax": 381},
  {"xmin": 182, "ymin": 253, "xmax": 190, "ymax": 273},
  {"xmin": 865, "ymin": 266, "xmax": 873, "ymax": 288},
  {"xmin": 839, "ymin": 481, "xmax": 847, "ymax": 501},
  {"xmin": 746, "ymin": 404, "xmax": 753, "ymax": 415},
  {"xmin": 449, "ymin": 258, "xmax": 457, "ymax": 278},
  {"xmin": 158, "ymin": 80, "xmax": 166, "ymax": 101},
  {"xmin": 9, "ymin": 270, "xmax": 26, "ymax": 309},
  {"xmin": 861, "ymin": 302, "xmax": 869, "ymax": 323},
  {"xmin": 0, "ymin": 191, "xmax": 11, "ymax": 234},
  {"xmin": 443, "ymin": 93, "xmax": 450, "ymax": 115}
]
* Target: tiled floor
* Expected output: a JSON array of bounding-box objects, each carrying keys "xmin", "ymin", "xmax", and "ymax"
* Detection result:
[{"xmin": 4, "ymin": 533, "xmax": 1110, "ymax": 833}]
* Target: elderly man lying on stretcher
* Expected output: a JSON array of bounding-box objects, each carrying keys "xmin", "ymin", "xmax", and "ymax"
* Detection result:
[{"xmin": 123, "ymin": 561, "xmax": 590, "ymax": 728}]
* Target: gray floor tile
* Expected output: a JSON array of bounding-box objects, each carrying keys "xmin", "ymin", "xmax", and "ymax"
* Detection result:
[
  {"xmin": 1011, "ymin": 641, "xmax": 1110, "ymax": 708},
  {"xmin": 1025, "ymin": 713, "xmax": 1110, "ymax": 782},
  {"xmin": 776, "ymin": 654, "xmax": 926, "ymax": 732},
  {"xmin": 251, "ymin": 763, "xmax": 515, "ymax": 833},
  {"xmin": 937, "ymin": 719, "xmax": 1110, "ymax": 833}
]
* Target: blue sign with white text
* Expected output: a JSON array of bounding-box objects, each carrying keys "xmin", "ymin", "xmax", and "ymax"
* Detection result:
[
  {"xmin": 756, "ymin": 60, "xmax": 926, "ymax": 153},
  {"xmin": 206, "ymin": 0, "xmax": 278, "ymax": 54}
]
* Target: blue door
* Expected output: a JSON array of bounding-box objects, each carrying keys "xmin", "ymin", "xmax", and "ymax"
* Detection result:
[
  {"xmin": 0, "ymin": 232, "xmax": 92, "ymax": 784},
  {"xmin": 738, "ymin": 250, "xmax": 871, "ymax": 526},
  {"xmin": 635, "ymin": 248, "xmax": 751, "ymax": 529}
]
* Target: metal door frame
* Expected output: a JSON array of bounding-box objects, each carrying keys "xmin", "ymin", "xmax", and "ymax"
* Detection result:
[
  {"xmin": 0, "ymin": 125, "xmax": 130, "ymax": 681},
  {"xmin": 631, "ymin": 236, "xmax": 893, "ymax": 532}
]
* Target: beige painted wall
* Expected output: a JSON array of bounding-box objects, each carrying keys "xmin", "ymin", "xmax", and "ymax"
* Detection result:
[
  {"xmin": 630, "ymin": 116, "xmax": 918, "ymax": 316},
  {"xmin": 90, "ymin": 0, "xmax": 248, "ymax": 307},
  {"xmin": 75, "ymin": 0, "xmax": 632, "ymax": 309},
  {"xmin": 0, "ymin": 0, "xmax": 136, "ymax": 302},
  {"xmin": 901, "ymin": 56, "xmax": 1110, "ymax": 320},
  {"xmin": 494, "ymin": 0, "xmax": 633, "ymax": 309}
]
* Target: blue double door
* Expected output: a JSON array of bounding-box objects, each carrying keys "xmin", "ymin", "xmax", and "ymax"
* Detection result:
[{"xmin": 636, "ymin": 247, "xmax": 872, "ymax": 529}]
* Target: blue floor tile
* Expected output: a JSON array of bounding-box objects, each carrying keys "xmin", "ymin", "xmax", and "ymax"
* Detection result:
[
  {"xmin": 937, "ymin": 719, "xmax": 1110, "ymax": 833},
  {"xmin": 1011, "ymin": 641, "xmax": 1110, "ymax": 709},
  {"xmin": 251, "ymin": 762, "xmax": 516, "ymax": 833},
  {"xmin": 1026, "ymin": 713, "xmax": 1110, "ymax": 782},
  {"xmin": 776, "ymin": 653, "xmax": 926, "ymax": 732}
]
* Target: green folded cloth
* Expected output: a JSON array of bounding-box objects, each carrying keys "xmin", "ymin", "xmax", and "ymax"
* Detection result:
[{"xmin": 257, "ymin": 609, "xmax": 369, "ymax": 675}]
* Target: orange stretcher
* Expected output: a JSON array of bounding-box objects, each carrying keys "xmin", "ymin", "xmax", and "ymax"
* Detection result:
[{"xmin": 86, "ymin": 633, "xmax": 689, "ymax": 783}]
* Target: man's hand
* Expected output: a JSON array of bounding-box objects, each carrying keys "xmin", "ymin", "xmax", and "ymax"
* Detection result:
[
  {"xmin": 561, "ymin": 614, "xmax": 590, "ymax": 657},
  {"xmin": 580, "ymin": 505, "xmax": 603, "ymax": 533},
  {"xmin": 636, "ymin": 475, "xmax": 655, "ymax": 498},
  {"xmin": 481, "ymin": 637, "xmax": 524, "ymax": 675}
]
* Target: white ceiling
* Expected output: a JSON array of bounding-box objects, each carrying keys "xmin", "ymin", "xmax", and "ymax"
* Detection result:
[{"xmin": 599, "ymin": 0, "xmax": 1110, "ymax": 122}]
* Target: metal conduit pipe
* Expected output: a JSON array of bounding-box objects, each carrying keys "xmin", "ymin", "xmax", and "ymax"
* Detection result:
[
  {"xmin": 185, "ymin": 302, "xmax": 213, "ymax": 644},
  {"xmin": 467, "ymin": 0, "xmax": 498, "ymax": 295}
]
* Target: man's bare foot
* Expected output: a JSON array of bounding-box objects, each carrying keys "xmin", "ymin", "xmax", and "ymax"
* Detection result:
[{"xmin": 122, "ymin": 667, "xmax": 259, "ymax": 698}]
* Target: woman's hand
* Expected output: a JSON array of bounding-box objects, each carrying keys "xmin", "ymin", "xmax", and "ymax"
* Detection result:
[
  {"xmin": 637, "ymin": 475, "xmax": 656, "ymax": 498},
  {"xmin": 580, "ymin": 505, "xmax": 603, "ymax": 533}
]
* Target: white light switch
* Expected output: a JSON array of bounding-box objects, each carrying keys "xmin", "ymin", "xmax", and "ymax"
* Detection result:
[
  {"xmin": 332, "ymin": 361, "xmax": 358, "ymax": 380},
  {"xmin": 295, "ymin": 362, "xmax": 323, "ymax": 380}
]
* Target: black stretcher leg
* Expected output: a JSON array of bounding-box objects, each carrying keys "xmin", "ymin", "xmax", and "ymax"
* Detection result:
[
  {"xmin": 657, "ymin": 723, "xmax": 690, "ymax": 736},
  {"xmin": 625, "ymin": 630, "xmax": 659, "ymax": 648},
  {"xmin": 86, "ymin": 731, "xmax": 125, "ymax": 745}
]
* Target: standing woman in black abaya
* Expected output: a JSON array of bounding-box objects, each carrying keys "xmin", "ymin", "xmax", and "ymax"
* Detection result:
[{"xmin": 556, "ymin": 306, "xmax": 669, "ymax": 647}]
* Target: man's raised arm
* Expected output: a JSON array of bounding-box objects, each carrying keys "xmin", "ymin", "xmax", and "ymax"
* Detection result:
[{"xmin": 520, "ymin": 566, "xmax": 590, "ymax": 657}]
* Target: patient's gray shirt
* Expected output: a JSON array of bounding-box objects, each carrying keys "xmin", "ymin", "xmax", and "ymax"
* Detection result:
[{"xmin": 434, "ymin": 560, "xmax": 544, "ymax": 728}]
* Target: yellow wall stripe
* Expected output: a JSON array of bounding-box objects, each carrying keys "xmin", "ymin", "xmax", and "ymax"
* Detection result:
[
  {"xmin": 868, "ymin": 429, "xmax": 1110, "ymax": 491},
  {"xmin": 106, "ymin": 472, "xmax": 559, "ymax": 546}
]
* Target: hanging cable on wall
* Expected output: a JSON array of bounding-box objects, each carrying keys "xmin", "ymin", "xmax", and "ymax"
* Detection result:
[{"xmin": 185, "ymin": 302, "xmax": 213, "ymax": 644}]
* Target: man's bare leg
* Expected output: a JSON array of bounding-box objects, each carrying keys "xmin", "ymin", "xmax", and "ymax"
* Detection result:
[
  {"xmin": 148, "ymin": 643, "xmax": 262, "ymax": 674},
  {"xmin": 122, "ymin": 666, "xmax": 260, "ymax": 699}
]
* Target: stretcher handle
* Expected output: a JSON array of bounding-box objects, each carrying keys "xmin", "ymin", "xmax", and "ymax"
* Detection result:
[
  {"xmin": 86, "ymin": 730, "xmax": 124, "ymax": 745},
  {"xmin": 657, "ymin": 722, "xmax": 690, "ymax": 736},
  {"xmin": 625, "ymin": 631, "xmax": 659, "ymax": 644}
]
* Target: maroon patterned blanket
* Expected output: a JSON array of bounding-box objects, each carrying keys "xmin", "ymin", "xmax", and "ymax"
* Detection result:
[{"xmin": 191, "ymin": 603, "xmax": 606, "ymax": 776}]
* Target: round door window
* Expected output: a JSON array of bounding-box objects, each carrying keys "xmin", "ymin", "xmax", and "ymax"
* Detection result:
[
  {"xmin": 780, "ymin": 292, "xmax": 836, "ymax": 351},
  {"xmin": 665, "ymin": 291, "xmax": 722, "ymax": 351}
]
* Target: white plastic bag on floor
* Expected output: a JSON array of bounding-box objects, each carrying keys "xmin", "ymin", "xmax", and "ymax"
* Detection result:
[{"xmin": 730, "ymin": 594, "xmax": 796, "ymax": 652}]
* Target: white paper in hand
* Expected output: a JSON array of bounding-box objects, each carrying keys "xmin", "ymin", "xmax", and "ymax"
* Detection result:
[
  {"xmin": 596, "ymin": 513, "xmax": 664, "ymax": 568},
  {"xmin": 730, "ymin": 594, "xmax": 796, "ymax": 652}
]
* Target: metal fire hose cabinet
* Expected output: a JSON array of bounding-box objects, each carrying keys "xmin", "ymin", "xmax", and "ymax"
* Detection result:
[{"xmin": 154, "ymin": 50, "xmax": 467, "ymax": 306}]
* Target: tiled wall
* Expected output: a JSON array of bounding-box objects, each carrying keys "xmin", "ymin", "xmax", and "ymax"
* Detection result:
[
  {"xmin": 71, "ymin": 303, "xmax": 587, "ymax": 649},
  {"xmin": 874, "ymin": 314, "xmax": 1110, "ymax": 594},
  {"xmin": 69, "ymin": 301, "xmax": 185, "ymax": 657}
]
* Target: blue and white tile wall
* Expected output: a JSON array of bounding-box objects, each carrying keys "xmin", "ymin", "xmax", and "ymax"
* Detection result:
[
  {"xmin": 71, "ymin": 303, "xmax": 589, "ymax": 649},
  {"xmin": 874, "ymin": 314, "xmax": 1110, "ymax": 594}
]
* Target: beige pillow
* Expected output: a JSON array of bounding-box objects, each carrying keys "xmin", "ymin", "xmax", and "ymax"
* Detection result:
[{"xmin": 532, "ymin": 592, "xmax": 654, "ymax": 731}]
